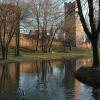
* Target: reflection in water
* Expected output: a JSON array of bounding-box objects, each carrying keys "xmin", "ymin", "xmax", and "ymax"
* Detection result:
[
  {"xmin": 62, "ymin": 59, "xmax": 77, "ymax": 100},
  {"xmin": 0, "ymin": 58, "xmax": 99, "ymax": 100},
  {"xmin": 0, "ymin": 62, "xmax": 20, "ymax": 100},
  {"xmin": 76, "ymin": 58, "xmax": 92, "ymax": 70}
]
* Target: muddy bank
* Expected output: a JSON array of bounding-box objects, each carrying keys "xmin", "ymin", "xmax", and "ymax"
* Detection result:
[{"xmin": 74, "ymin": 67, "xmax": 100, "ymax": 87}]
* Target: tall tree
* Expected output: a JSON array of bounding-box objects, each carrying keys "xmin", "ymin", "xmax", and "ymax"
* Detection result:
[
  {"xmin": 15, "ymin": 0, "xmax": 20, "ymax": 56},
  {"xmin": 0, "ymin": 4, "xmax": 20, "ymax": 60},
  {"xmin": 15, "ymin": 0, "xmax": 31, "ymax": 56},
  {"xmin": 76, "ymin": 0, "xmax": 100, "ymax": 67}
]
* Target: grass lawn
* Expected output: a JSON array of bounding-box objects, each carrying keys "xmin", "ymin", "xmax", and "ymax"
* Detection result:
[{"xmin": 0, "ymin": 47, "xmax": 92, "ymax": 63}]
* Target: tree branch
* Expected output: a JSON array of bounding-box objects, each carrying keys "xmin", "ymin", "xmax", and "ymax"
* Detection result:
[
  {"xmin": 76, "ymin": 0, "xmax": 92, "ymax": 41},
  {"xmin": 87, "ymin": 0, "xmax": 96, "ymax": 33},
  {"xmin": 97, "ymin": 0, "xmax": 100, "ymax": 34}
]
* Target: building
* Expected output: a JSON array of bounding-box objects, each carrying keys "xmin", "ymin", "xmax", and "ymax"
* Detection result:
[
  {"xmin": 64, "ymin": 2, "xmax": 76, "ymax": 47},
  {"xmin": 64, "ymin": 2, "xmax": 87, "ymax": 47},
  {"xmin": 10, "ymin": 33, "xmax": 36, "ymax": 47}
]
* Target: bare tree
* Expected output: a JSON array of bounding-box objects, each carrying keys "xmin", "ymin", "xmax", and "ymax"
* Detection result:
[
  {"xmin": 29, "ymin": 0, "xmax": 64, "ymax": 53},
  {"xmin": 76, "ymin": 0, "xmax": 100, "ymax": 67},
  {"xmin": 48, "ymin": 22, "xmax": 64, "ymax": 52},
  {"xmin": 0, "ymin": 4, "xmax": 20, "ymax": 59},
  {"xmin": 15, "ymin": 0, "xmax": 32, "ymax": 56},
  {"xmin": 15, "ymin": 0, "xmax": 21, "ymax": 56},
  {"xmin": 29, "ymin": 0, "xmax": 41, "ymax": 51}
]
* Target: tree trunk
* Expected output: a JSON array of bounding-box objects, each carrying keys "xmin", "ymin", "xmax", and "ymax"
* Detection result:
[
  {"xmin": 48, "ymin": 34, "xmax": 55, "ymax": 52},
  {"xmin": 2, "ymin": 46, "xmax": 8, "ymax": 60},
  {"xmin": 41, "ymin": 35, "xmax": 45, "ymax": 53},
  {"xmin": 91, "ymin": 39, "xmax": 99, "ymax": 67},
  {"xmin": 15, "ymin": 32, "xmax": 20, "ymax": 56},
  {"xmin": 15, "ymin": 20, "xmax": 20, "ymax": 56},
  {"xmin": 69, "ymin": 46, "xmax": 71, "ymax": 52},
  {"xmin": 36, "ymin": 33, "xmax": 39, "ymax": 51}
]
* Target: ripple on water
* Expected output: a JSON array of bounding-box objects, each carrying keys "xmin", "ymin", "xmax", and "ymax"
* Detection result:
[{"xmin": 0, "ymin": 58, "xmax": 97, "ymax": 100}]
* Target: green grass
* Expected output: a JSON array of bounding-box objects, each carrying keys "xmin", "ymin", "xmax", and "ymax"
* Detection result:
[{"xmin": 0, "ymin": 47, "xmax": 92, "ymax": 63}]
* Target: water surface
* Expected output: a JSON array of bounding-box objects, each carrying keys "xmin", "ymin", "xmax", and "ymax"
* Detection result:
[{"xmin": 0, "ymin": 58, "xmax": 100, "ymax": 100}]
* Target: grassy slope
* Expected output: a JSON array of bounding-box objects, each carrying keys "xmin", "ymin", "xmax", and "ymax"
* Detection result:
[{"xmin": 0, "ymin": 47, "xmax": 92, "ymax": 63}]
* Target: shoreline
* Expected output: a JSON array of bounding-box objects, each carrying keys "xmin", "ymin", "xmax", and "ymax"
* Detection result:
[{"xmin": 0, "ymin": 51, "xmax": 92, "ymax": 63}]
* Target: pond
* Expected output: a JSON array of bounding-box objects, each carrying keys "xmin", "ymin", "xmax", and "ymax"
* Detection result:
[{"xmin": 0, "ymin": 58, "xmax": 100, "ymax": 100}]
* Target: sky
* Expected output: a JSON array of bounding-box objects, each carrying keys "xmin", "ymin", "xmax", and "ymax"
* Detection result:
[
  {"xmin": 0, "ymin": 0, "xmax": 74, "ymax": 34},
  {"xmin": 0, "ymin": 0, "xmax": 99, "ymax": 34},
  {"xmin": 20, "ymin": 0, "xmax": 65, "ymax": 34}
]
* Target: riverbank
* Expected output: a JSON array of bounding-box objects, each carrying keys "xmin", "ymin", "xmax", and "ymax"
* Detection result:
[
  {"xmin": 0, "ymin": 48, "xmax": 92, "ymax": 63},
  {"xmin": 75, "ymin": 67, "xmax": 100, "ymax": 87}
]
